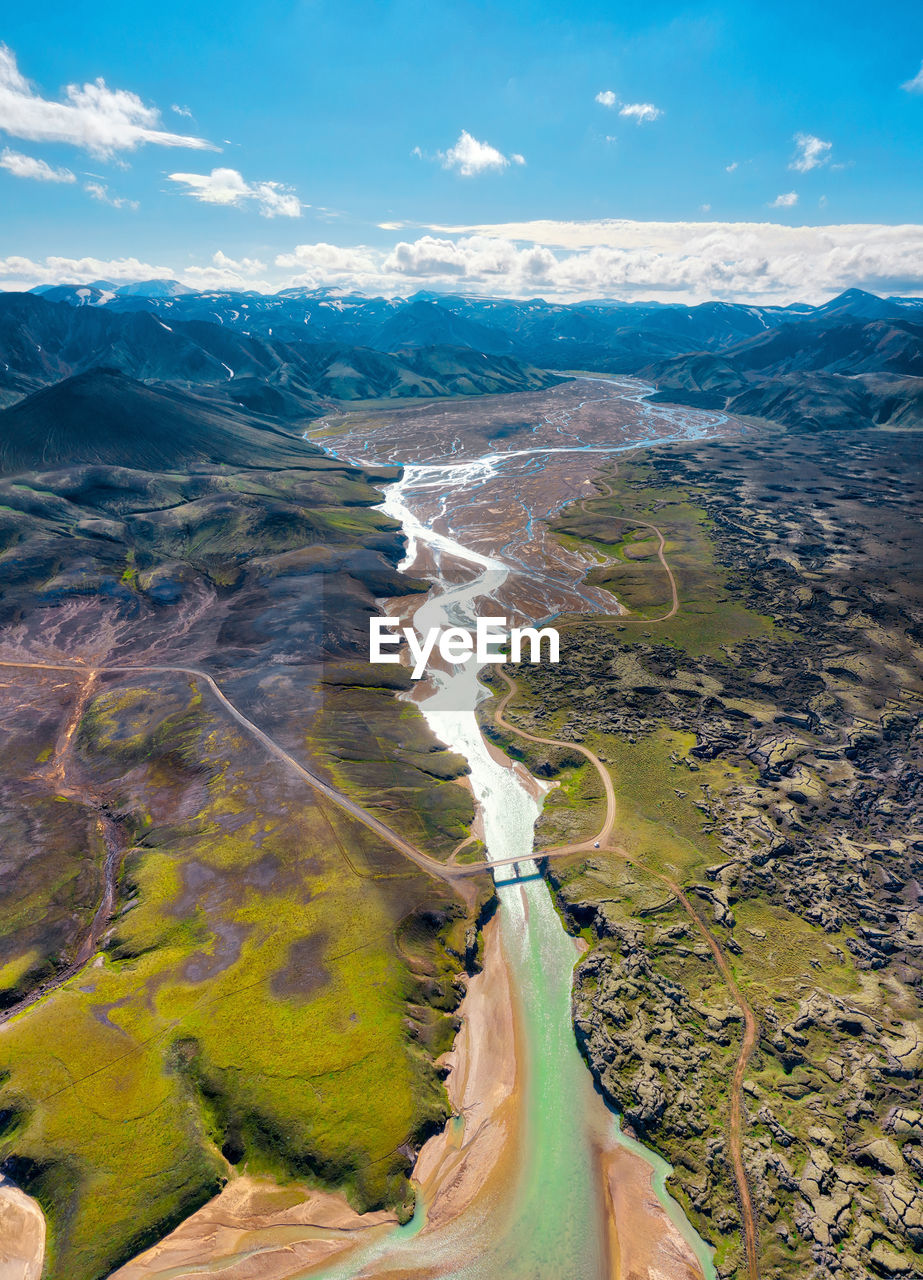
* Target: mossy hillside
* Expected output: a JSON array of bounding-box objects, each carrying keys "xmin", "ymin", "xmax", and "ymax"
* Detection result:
[
  {"xmin": 0, "ymin": 675, "xmax": 122, "ymax": 1004},
  {"xmin": 0, "ymin": 459, "xmax": 409, "ymax": 614},
  {"xmin": 0, "ymin": 678, "xmax": 485, "ymax": 1280},
  {"xmin": 76, "ymin": 683, "xmax": 206, "ymax": 771},
  {"xmin": 475, "ymin": 685, "xmax": 607, "ymax": 850},
  {"xmin": 308, "ymin": 676, "xmax": 475, "ymax": 858},
  {"xmin": 0, "ymin": 678, "xmax": 113, "ymax": 1007}
]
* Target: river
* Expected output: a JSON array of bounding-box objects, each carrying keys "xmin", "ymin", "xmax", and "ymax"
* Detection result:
[{"xmin": 308, "ymin": 378, "xmax": 724, "ymax": 1279}]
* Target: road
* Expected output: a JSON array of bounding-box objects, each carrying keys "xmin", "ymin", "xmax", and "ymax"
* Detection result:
[
  {"xmin": 0, "ymin": 501, "xmax": 759, "ymax": 1280},
  {"xmin": 0, "ymin": 658, "xmax": 574, "ymax": 890},
  {"xmin": 557, "ymin": 475, "xmax": 680, "ymax": 629}
]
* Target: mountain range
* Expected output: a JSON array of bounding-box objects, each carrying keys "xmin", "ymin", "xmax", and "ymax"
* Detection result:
[
  {"xmin": 3, "ymin": 283, "xmax": 923, "ymax": 431},
  {"xmin": 0, "ymin": 292, "xmax": 563, "ymax": 416}
]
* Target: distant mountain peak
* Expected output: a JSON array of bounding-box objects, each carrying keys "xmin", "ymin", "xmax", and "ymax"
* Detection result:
[{"xmin": 112, "ymin": 279, "xmax": 193, "ymax": 298}]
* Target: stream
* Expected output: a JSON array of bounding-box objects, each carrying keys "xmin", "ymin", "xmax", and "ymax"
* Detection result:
[{"xmin": 309, "ymin": 379, "xmax": 723, "ymax": 1278}]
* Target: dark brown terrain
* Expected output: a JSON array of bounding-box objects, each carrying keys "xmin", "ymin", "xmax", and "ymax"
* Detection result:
[{"xmin": 492, "ymin": 425, "xmax": 923, "ymax": 1279}]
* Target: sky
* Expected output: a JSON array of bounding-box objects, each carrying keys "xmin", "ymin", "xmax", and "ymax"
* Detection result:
[{"xmin": 1, "ymin": 0, "xmax": 922, "ymax": 303}]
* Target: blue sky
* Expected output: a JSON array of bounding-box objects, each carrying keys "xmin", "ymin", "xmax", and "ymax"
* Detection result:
[{"xmin": 1, "ymin": 0, "xmax": 922, "ymax": 301}]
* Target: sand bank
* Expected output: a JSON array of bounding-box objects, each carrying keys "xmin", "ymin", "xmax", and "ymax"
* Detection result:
[
  {"xmin": 413, "ymin": 916, "xmax": 520, "ymax": 1233},
  {"xmin": 108, "ymin": 1178, "xmax": 398, "ymax": 1280},
  {"xmin": 0, "ymin": 1175, "xmax": 45, "ymax": 1280},
  {"xmin": 600, "ymin": 1144, "xmax": 706, "ymax": 1280}
]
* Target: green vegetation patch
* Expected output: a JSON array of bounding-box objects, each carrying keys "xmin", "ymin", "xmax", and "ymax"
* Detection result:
[
  {"xmin": 554, "ymin": 458, "xmax": 775, "ymax": 654},
  {"xmin": 308, "ymin": 678, "xmax": 475, "ymax": 859},
  {"xmin": 0, "ymin": 679, "xmax": 485, "ymax": 1280}
]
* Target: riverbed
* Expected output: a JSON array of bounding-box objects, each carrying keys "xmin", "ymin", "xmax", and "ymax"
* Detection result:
[{"xmin": 307, "ymin": 378, "xmax": 726, "ymax": 1278}]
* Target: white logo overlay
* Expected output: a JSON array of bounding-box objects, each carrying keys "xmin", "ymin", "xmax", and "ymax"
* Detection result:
[{"xmin": 370, "ymin": 615, "xmax": 560, "ymax": 680}]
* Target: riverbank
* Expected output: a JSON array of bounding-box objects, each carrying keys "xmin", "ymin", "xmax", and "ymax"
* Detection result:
[
  {"xmin": 0, "ymin": 1176, "xmax": 45, "ymax": 1280},
  {"xmin": 413, "ymin": 917, "xmax": 521, "ymax": 1236},
  {"xmin": 600, "ymin": 1145, "xmax": 706, "ymax": 1280},
  {"xmin": 96, "ymin": 378, "xmax": 730, "ymax": 1279},
  {"xmin": 109, "ymin": 1178, "xmax": 398, "ymax": 1280}
]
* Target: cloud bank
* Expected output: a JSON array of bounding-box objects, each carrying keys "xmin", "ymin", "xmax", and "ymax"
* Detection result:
[{"xmin": 3, "ymin": 219, "xmax": 923, "ymax": 305}]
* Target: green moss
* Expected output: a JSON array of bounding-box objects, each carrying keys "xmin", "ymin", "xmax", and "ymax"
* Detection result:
[
  {"xmin": 553, "ymin": 461, "xmax": 776, "ymax": 655},
  {"xmin": 1, "ymin": 681, "xmax": 484, "ymax": 1279}
]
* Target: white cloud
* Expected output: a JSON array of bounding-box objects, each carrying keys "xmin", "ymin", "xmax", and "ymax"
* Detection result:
[
  {"xmin": 5, "ymin": 221, "xmax": 923, "ymax": 306},
  {"xmin": 84, "ymin": 180, "xmax": 138, "ymax": 210},
  {"xmin": 275, "ymin": 241, "xmax": 380, "ymax": 286},
  {"xmin": 434, "ymin": 130, "xmax": 521, "ymax": 177},
  {"xmin": 0, "ymin": 44, "xmax": 215, "ymax": 158},
  {"xmin": 171, "ymin": 103, "xmax": 193, "ymax": 118},
  {"xmin": 619, "ymin": 102, "xmax": 662, "ymax": 123},
  {"xmin": 725, "ymin": 161, "xmax": 738, "ymax": 173},
  {"xmin": 901, "ymin": 61, "xmax": 923, "ymax": 93},
  {"xmin": 181, "ymin": 250, "xmax": 269, "ymax": 290},
  {"xmin": 700, "ymin": 203, "xmax": 711, "ymax": 212},
  {"xmin": 382, "ymin": 234, "xmax": 552, "ymax": 280},
  {"xmin": 393, "ymin": 218, "xmax": 923, "ymax": 303},
  {"xmin": 0, "ymin": 253, "xmax": 172, "ymax": 286},
  {"xmin": 0, "ymin": 147, "xmax": 74, "ymax": 182},
  {"xmin": 510, "ymin": 153, "xmax": 526, "ymax": 166},
  {"xmin": 790, "ymin": 132, "xmax": 832, "ymax": 173},
  {"xmin": 594, "ymin": 90, "xmax": 661, "ymax": 122},
  {"xmin": 770, "ymin": 191, "xmax": 798, "ymax": 207},
  {"xmin": 167, "ymin": 166, "xmax": 302, "ymax": 217}
]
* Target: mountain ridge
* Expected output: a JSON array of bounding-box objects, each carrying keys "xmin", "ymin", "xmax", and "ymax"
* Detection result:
[
  {"xmin": 0, "ymin": 292, "xmax": 563, "ymax": 414},
  {"xmin": 0, "ymin": 368, "xmax": 322, "ymax": 474}
]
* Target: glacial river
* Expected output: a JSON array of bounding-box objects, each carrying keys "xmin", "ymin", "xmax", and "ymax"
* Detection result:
[{"xmin": 312, "ymin": 378, "xmax": 724, "ymax": 1279}]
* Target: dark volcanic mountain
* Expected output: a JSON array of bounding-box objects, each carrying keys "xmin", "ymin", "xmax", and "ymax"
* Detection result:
[
  {"xmin": 18, "ymin": 282, "xmax": 923, "ymax": 430},
  {"xmin": 0, "ymin": 292, "xmax": 562, "ymax": 414},
  {"xmin": 641, "ymin": 315, "xmax": 923, "ymax": 429},
  {"xmin": 0, "ymin": 282, "xmax": 921, "ymax": 444},
  {"xmin": 0, "ymin": 368, "xmax": 319, "ymax": 474},
  {"xmin": 33, "ymin": 280, "xmax": 923, "ymax": 360}
]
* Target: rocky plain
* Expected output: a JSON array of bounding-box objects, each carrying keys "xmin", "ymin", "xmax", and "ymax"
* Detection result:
[{"xmin": 495, "ymin": 422, "xmax": 923, "ymax": 1278}]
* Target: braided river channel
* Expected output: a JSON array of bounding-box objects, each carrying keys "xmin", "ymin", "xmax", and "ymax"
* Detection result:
[{"xmin": 313, "ymin": 378, "xmax": 725, "ymax": 1279}]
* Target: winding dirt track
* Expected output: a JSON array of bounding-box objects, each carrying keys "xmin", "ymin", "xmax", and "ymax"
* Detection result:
[
  {"xmin": 0, "ymin": 658, "xmax": 579, "ymax": 894},
  {"xmin": 557, "ymin": 475, "xmax": 680, "ymax": 629}
]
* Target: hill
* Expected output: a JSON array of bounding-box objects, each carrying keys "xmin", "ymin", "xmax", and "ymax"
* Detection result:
[
  {"xmin": 641, "ymin": 317, "xmax": 923, "ymax": 430},
  {"xmin": 0, "ymin": 369, "xmax": 321, "ymax": 474},
  {"xmin": 23, "ymin": 283, "xmax": 923, "ymax": 430}
]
